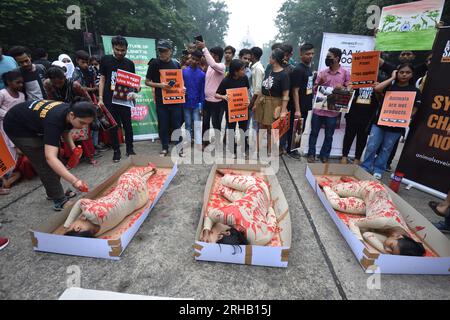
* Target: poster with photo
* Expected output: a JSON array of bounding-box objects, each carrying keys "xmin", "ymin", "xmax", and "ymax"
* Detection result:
[
  {"xmin": 112, "ymin": 69, "xmax": 141, "ymax": 108},
  {"xmin": 313, "ymin": 86, "xmax": 356, "ymax": 113}
]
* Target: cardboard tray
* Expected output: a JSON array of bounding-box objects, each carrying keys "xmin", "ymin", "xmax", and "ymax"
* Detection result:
[
  {"xmin": 29, "ymin": 156, "xmax": 178, "ymax": 260},
  {"xmin": 194, "ymin": 164, "xmax": 291, "ymax": 268},
  {"xmin": 306, "ymin": 163, "xmax": 450, "ymax": 275}
]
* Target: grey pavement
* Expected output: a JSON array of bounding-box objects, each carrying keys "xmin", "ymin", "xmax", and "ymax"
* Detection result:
[{"xmin": 0, "ymin": 141, "xmax": 449, "ymax": 300}]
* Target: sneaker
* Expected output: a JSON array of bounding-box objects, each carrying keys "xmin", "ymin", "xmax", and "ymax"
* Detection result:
[
  {"xmin": 113, "ymin": 149, "xmax": 122, "ymax": 163},
  {"xmin": 287, "ymin": 151, "xmax": 302, "ymax": 160},
  {"xmin": 307, "ymin": 155, "xmax": 316, "ymax": 163},
  {"xmin": 160, "ymin": 149, "xmax": 168, "ymax": 157},
  {"xmin": 0, "ymin": 237, "xmax": 9, "ymax": 251},
  {"xmin": 353, "ymin": 159, "xmax": 361, "ymax": 166},
  {"xmin": 95, "ymin": 144, "xmax": 110, "ymax": 152},
  {"xmin": 373, "ymin": 173, "xmax": 382, "ymax": 180},
  {"xmin": 126, "ymin": 149, "xmax": 136, "ymax": 157},
  {"xmin": 320, "ymin": 157, "xmax": 329, "ymax": 164},
  {"xmin": 385, "ymin": 165, "xmax": 393, "ymax": 173},
  {"xmin": 53, "ymin": 198, "xmax": 73, "ymax": 212}
]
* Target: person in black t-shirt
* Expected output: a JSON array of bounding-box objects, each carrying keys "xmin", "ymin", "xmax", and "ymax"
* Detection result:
[
  {"xmin": 3, "ymin": 99, "xmax": 96, "ymax": 211},
  {"xmin": 215, "ymin": 59, "xmax": 251, "ymax": 157},
  {"xmin": 9, "ymin": 46, "xmax": 47, "ymax": 101},
  {"xmin": 289, "ymin": 43, "xmax": 315, "ymax": 158},
  {"xmin": 98, "ymin": 36, "xmax": 137, "ymax": 163},
  {"xmin": 361, "ymin": 64, "xmax": 421, "ymax": 180},
  {"xmin": 145, "ymin": 39, "xmax": 184, "ymax": 157},
  {"xmin": 340, "ymin": 86, "xmax": 378, "ymax": 165}
]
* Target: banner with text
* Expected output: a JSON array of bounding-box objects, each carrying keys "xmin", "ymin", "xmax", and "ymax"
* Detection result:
[
  {"xmin": 102, "ymin": 36, "xmax": 158, "ymax": 140},
  {"xmin": 397, "ymin": 27, "xmax": 450, "ymax": 195}
]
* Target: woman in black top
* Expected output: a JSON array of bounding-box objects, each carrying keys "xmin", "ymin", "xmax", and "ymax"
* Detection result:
[
  {"xmin": 4, "ymin": 99, "xmax": 97, "ymax": 211},
  {"xmin": 361, "ymin": 63, "xmax": 421, "ymax": 180},
  {"xmin": 216, "ymin": 59, "xmax": 250, "ymax": 157},
  {"xmin": 341, "ymin": 86, "xmax": 379, "ymax": 165},
  {"xmin": 253, "ymin": 49, "xmax": 290, "ymax": 155}
]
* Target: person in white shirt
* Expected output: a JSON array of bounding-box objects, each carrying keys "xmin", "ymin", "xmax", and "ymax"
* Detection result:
[{"xmin": 248, "ymin": 47, "xmax": 265, "ymax": 132}]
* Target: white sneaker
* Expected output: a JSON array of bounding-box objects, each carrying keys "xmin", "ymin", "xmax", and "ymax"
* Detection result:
[{"xmin": 374, "ymin": 173, "xmax": 382, "ymax": 180}]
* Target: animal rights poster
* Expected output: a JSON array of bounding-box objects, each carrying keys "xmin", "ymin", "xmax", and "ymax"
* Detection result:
[
  {"xmin": 0, "ymin": 134, "xmax": 16, "ymax": 178},
  {"xmin": 160, "ymin": 69, "xmax": 186, "ymax": 105},
  {"xmin": 318, "ymin": 33, "xmax": 375, "ymax": 72},
  {"xmin": 350, "ymin": 51, "xmax": 380, "ymax": 89},
  {"xmin": 375, "ymin": 0, "xmax": 445, "ymax": 51},
  {"xmin": 227, "ymin": 88, "xmax": 249, "ymax": 123},
  {"xmin": 313, "ymin": 86, "xmax": 356, "ymax": 113},
  {"xmin": 290, "ymin": 118, "xmax": 303, "ymax": 151},
  {"xmin": 112, "ymin": 69, "xmax": 141, "ymax": 108},
  {"xmin": 102, "ymin": 35, "xmax": 158, "ymax": 140},
  {"xmin": 378, "ymin": 91, "xmax": 417, "ymax": 128},
  {"xmin": 397, "ymin": 27, "xmax": 450, "ymax": 196},
  {"xmin": 272, "ymin": 112, "xmax": 291, "ymax": 139}
]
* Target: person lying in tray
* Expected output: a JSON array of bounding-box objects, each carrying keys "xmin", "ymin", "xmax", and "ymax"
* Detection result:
[
  {"xmin": 320, "ymin": 179, "xmax": 425, "ymax": 257},
  {"xmin": 201, "ymin": 174, "xmax": 278, "ymax": 246},
  {"xmin": 63, "ymin": 163, "xmax": 156, "ymax": 238}
]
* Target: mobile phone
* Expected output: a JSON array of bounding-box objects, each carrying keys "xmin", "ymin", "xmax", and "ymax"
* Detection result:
[
  {"xmin": 168, "ymin": 80, "xmax": 176, "ymax": 87},
  {"xmin": 194, "ymin": 35, "xmax": 204, "ymax": 42}
]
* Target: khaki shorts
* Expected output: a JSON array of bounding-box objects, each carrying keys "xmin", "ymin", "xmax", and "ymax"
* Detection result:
[{"xmin": 254, "ymin": 96, "xmax": 282, "ymax": 126}]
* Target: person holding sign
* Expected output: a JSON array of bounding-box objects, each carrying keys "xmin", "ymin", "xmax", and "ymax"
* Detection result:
[
  {"xmin": 215, "ymin": 59, "xmax": 250, "ymax": 157},
  {"xmin": 146, "ymin": 39, "xmax": 183, "ymax": 157},
  {"xmin": 361, "ymin": 64, "xmax": 421, "ymax": 180},
  {"xmin": 3, "ymin": 99, "xmax": 96, "ymax": 211},
  {"xmin": 98, "ymin": 36, "xmax": 137, "ymax": 163}
]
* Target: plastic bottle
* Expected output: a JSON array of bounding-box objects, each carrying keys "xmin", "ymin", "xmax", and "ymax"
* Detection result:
[
  {"xmin": 67, "ymin": 146, "xmax": 83, "ymax": 169},
  {"xmin": 389, "ymin": 171, "xmax": 405, "ymax": 193}
]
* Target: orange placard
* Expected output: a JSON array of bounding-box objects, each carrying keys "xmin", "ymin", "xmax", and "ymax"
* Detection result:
[
  {"xmin": 378, "ymin": 91, "xmax": 416, "ymax": 128},
  {"xmin": 160, "ymin": 69, "xmax": 185, "ymax": 105},
  {"xmin": 0, "ymin": 133, "xmax": 15, "ymax": 178},
  {"xmin": 272, "ymin": 112, "xmax": 291, "ymax": 139},
  {"xmin": 227, "ymin": 88, "xmax": 249, "ymax": 123},
  {"xmin": 350, "ymin": 51, "xmax": 380, "ymax": 89}
]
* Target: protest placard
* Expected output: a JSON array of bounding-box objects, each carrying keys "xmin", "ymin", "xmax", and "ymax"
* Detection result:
[
  {"xmin": 350, "ymin": 51, "xmax": 380, "ymax": 89},
  {"xmin": 160, "ymin": 69, "xmax": 185, "ymax": 105},
  {"xmin": 378, "ymin": 91, "xmax": 416, "ymax": 128},
  {"xmin": 226, "ymin": 88, "xmax": 249, "ymax": 123}
]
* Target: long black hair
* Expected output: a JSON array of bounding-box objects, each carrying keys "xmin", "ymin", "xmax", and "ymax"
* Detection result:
[
  {"xmin": 69, "ymin": 97, "xmax": 97, "ymax": 119},
  {"xmin": 217, "ymin": 227, "xmax": 248, "ymax": 255},
  {"xmin": 64, "ymin": 230, "xmax": 95, "ymax": 238},
  {"xmin": 397, "ymin": 236, "xmax": 426, "ymax": 256},
  {"xmin": 227, "ymin": 59, "xmax": 245, "ymax": 79}
]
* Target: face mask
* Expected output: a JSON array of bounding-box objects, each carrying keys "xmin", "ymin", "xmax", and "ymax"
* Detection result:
[{"xmin": 325, "ymin": 58, "xmax": 334, "ymax": 67}]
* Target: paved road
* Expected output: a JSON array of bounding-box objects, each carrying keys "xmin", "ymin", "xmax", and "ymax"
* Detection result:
[{"xmin": 0, "ymin": 142, "xmax": 448, "ymax": 300}]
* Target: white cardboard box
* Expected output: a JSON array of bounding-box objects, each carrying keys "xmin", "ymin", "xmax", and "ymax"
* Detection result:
[
  {"xmin": 194, "ymin": 164, "xmax": 291, "ymax": 268},
  {"xmin": 30, "ymin": 156, "xmax": 178, "ymax": 260},
  {"xmin": 59, "ymin": 287, "xmax": 192, "ymax": 300},
  {"xmin": 306, "ymin": 163, "xmax": 450, "ymax": 275}
]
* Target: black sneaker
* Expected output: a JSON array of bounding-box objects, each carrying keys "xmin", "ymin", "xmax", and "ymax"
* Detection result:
[
  {"xmin": 126, "ymin": 149, "xmax": 136, "ymax": 157},
  {"xmin": 113, "ymin": 150, "xmax": 122, "ymax": 163},
  {"xmin": 95, "ymin": 144, "xmax": 110, "ymax": 152}
]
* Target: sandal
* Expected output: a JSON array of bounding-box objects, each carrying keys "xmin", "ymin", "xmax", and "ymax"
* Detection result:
[
  {"xmin": 53, "ymin": 198, "xmax": 74, "ymax": 212},
  {"xmin": 160, "ymin": 149, "xmax": 168, "ymax": 157},
  {"xmin": 47, "ymin": 189, "xmax": 77, "ymax": 201},
  {"xmin": 434, "ymin": 221, "xmax": 450, "ymax": 234},
  {"xmin": 0, "ymin": 188, "xmax": 11, "ymax": 196},
  {"xmin": 428, "ymin": 201, "xmax": 450, "ymax": 218}
]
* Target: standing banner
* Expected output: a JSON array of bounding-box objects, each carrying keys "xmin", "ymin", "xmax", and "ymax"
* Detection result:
[
  {"xmin": 102, "ymin": 36, "xmax": 158, "ymax": 141},
  {"xmin": 377, "ymin": 91, "xmax": 416, "ymax": 128},
  {"xmin": 305, "ymin": 32, "xmax": 375, "ymax": 158},
  {"xmin": 160, "ymin": 69, "xmax": 185, "ymax": 105},
  {"xmin": 318, "ymin": 33, "xmax": 375, "ymax": 72},
  {"xmin": 397, "ymin": 27, "xmax": 450, "ymax": 197},
  {"xmin": 227, "ymin": 88, "xmax": 249, "ymax": 123},
  {"xmin": 376, "ymin": 0, "xmax": 445, "ymax": 52},
  {"xmin": 350, "ymin": 51, "xmax": 380, "ymax": 88},
  {"xmin": 0, "ymin": 133, "xmax": 15, "ymax": 178}
]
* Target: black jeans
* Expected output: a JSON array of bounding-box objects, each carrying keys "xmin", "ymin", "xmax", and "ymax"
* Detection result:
[
  {"xmin": 342, "ymin": 117, "xmax": 371, "ymax": 160},
  {"xmin": 156, "ymin": 104, "xmax": 183, "ymax": 151},
  {"xmin": 7, "ymin": 136, "xmax": 65, "ymax": 202},
  {"xmin": 203, "ymin": 101, "xmax": 225, "ymax": 142},
  {"xmin": 107, "ymin": 104, "xmax": 134, "ymax": 152},
  {"xmin": 224, "ymin": 111, "xmax": 249, "ymax": 154}
]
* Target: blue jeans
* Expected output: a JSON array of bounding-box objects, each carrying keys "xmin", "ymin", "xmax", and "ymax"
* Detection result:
[
  {"xmin": 308, "ymin": 114, "xmax": 339, "ymax": 158},
  {"xmin": 361, "ymin": 125, "xmax": 402, "ymax": 175},
  {"xmin": 184, "ymin": 107, "xmax": 202, "ymax": 145}
]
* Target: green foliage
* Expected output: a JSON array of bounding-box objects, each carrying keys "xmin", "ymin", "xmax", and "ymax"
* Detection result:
[{"xmin": 0, "ymin": 0, "xmax": 229, "ymax": 59}]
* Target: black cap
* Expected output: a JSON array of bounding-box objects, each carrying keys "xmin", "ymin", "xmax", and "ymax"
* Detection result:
[{"xmin": 157, "ymin": 39, "xmax": 172, "ymax": 50}]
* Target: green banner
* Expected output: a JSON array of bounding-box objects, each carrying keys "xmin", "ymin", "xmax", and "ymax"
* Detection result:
[{"xmin": 102, "ymin": 35, "xmax": 158, "ymax": 141}]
